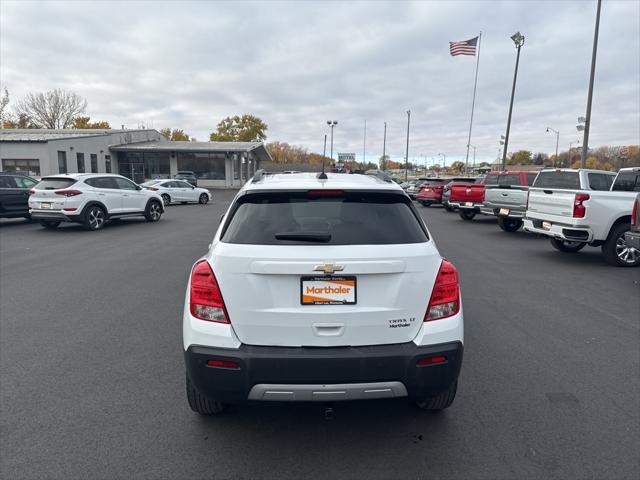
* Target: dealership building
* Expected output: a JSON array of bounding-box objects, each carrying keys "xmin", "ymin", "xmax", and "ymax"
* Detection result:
[{"xmin": 0, "ymin": 129, "xmax": 271, "ymax": 187}]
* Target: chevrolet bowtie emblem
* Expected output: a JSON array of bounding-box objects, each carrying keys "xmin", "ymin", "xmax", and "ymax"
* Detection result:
[
  {"xmin": 466, "ymin": 188, "xmax": 472, "ymax": 193},
  {"xmin": 313, "ymin": 263, "xmax": 344, "ymax": 275}
]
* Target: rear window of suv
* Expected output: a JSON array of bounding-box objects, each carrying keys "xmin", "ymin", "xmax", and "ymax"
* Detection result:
[
  {"xmin": 533, "ymin": 171, "xmax": 580, "ymax": 189},
  {"xmin": 34, "ymin": 178, "xmax": 77, "ymax": 190},
  {"xmin": 222, "ymin": 191, "xmax": 428, "ymax": 245}
]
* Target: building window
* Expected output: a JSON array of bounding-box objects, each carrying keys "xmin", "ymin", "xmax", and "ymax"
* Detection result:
[
  {"xmin": 105, "ymin": 155, "xmax": 112, "ymax": 173},
  {"xmin": 58, "ymin": 151, "xmax": 67, "ymax": 174},
  {"xmin": 177, "ymin": 152, "xmax": 226, "ymax": 180},
  {"xmin": 76, "ymin": 153, "xmax": 85, "ymax": 173},
  {"xmin": 1, "ymin": 159, "xmax": 41, "ymax": 176},
  {"xmin": 90, "ymin": 154, "xmax": 98, "ymax": 173}
]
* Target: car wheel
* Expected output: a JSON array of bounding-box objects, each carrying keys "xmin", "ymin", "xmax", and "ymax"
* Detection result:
[
  {"xmin": 161, "ymin": 194, "xmax": 171, "ymax": 206},
  {"xmin": 497, "ymin": 217, "xmax": 523, "ymax": 232},
  {"xmin": 145, "ymin": 200, "xmax": 162, "ymax": 222},
  {"xmin": 186, "ymin": 375, "xmax": 225, "ymax": 415},
  {"xmin": 39, "ymin": 220, "xmax": 60, "ymax": 229},
  {"xmin": 83, "ymin": 206, "xmax": 106, "ymax": 231},
  {"xmin": 458, "ymin": 210, "xmax": 476, "ymax": 221},
  {"xmin": 199, "ymin": 193, "xmax": 209, "ymax": 204},
  {"xmin": 549, "ymin": 237, "xmax": 586, "ymax": 253},
  {"xmin": 420, "ymin": 201, "xmax": 431, "ymax": 207},
  {"xmin": 444, "ymin": 204, "xmax": 454, "ymax": 212},
  {"xmin": 23, "ymin": 214, "xmax": 32, "ymax": 220},
  {"xmin": 416, "ymin": 381, "xmax": 457, "ymax": 411},
  {"xmin": 602, "ymin": 223, "xmax": 639, "ymax": 267}
]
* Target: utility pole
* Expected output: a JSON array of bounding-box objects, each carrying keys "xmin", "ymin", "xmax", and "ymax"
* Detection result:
[
  {"xmin": 363, "ymin": 119, "xmax": 367, "ymax": 169},
  {"xmin": 581, "ymin": 0, "xmax": 602, "ymax": 168},
  {"xmin": 382, "ymin": 122, "xmax": 387, "ymax": 170},
  {"xmin": 405, "ymin": 110, "xmax": 411, "ymax": 181},
  {"xmin": 327, "ymin": 120, "xmax": 338, "ymax": 161},
  {"xmin": 502, "ymin": 32, "xmax": 525, "ymax": 170}
]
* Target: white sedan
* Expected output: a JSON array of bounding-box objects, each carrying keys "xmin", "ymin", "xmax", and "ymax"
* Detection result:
[{"xmin": 141, "ymin": 179, "xmax": 212, "ymax": 206}]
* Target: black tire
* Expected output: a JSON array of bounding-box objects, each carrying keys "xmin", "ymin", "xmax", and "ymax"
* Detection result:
[
  {"xmin": 39, "ymin": 220, "xmax": 60, "ymax": 229},
  {"xmin": 497, "ymin": 217, "xmax": 523, "ymax": 232},
  {"xmin": 161, "ymin": 194, "xmax": 171, "ymax": 206},
  {"xmin": 416, "ymin": 381, "xmax": 457, "ymax": 411},
  {"xmin": 458, "ymin": 209, "xmax": 476, "ymax": 221},
  {"xmin": 186, "ymin": 375, "xmax": 225, "ymax": 415},
  {"xmin": 145, "ymin": 200, "xmax": 162, "ymax": 222},
  {"xmin": 549, "ymin": 237, "xmax": 586, "ymax": 253},
  {"xmin": 199, "ymin": 193, "xmax": 209, "ymax": 204},
  {"xmin": 83, "ymin": 205, "xmax": 106, "ymax": 231},
  {"xmin": 443, "ymin": 203, "xmax": 454, "ymax": 212},
  {"xmin": 420, "ymin": 201, "xmax": 432, "ymax": 207},
  {"xmin": 602, "ymin": 223, "xmax": 639, "ymax": 267},
  {"xmin": 23, "ymin": 214, "xmax": 32, "ymax": 220}
]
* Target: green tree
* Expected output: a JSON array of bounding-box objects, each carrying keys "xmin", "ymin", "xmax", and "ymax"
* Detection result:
[
  {"xmin": 71, "ymin": 116, "xmax": 110, "ymax": 129},
  {"xmin": 210, "ymin": 114, "xmax": 267, "ymax": 142},
  {"xmin": 160, "ymin": 128, "xmax": 190, "ymax": 141},
  {"xmin": 508, "ymin": 150, "xmax": 532, "ymax": 165},
  {"xmin": 532, "ymin": 152, "xmax": 548, "ymax": 165},
  {"xmin": 450, "ymin": 161, "xmax": 465, "ymax": 173}
]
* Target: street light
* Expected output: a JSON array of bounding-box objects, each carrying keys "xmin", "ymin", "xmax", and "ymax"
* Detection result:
[
  {"xmin": 546, "ymin": 127, "xmax": 560, "ymax": 165},
  {"xmin": 438, "ymin": 153, "xmax": 446, "ymax": 169},
  {"xmin": 327, "ymin": 120, "xmax": 338, "ymax": 161},
  {"xmin": 502, "ymin": 31, "xmax": 525, "ymax": 170}
]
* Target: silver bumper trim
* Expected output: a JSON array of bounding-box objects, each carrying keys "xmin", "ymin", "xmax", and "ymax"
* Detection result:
[{"xmin": 247, "ymin": 381, "xmax": 408, "ymax": 402}]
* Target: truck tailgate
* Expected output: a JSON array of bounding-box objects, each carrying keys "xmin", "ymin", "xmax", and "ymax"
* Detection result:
[
  {"xmin": 449, "ymin": 184, "xmax": 485, "ymax": 203},
  {"xmin": 527, "ymin": 189, "xmax": 577, "ymax": 218},
  {"xmin": 484, "ymin": 187, "xmax": 528, "ymax": 209}
]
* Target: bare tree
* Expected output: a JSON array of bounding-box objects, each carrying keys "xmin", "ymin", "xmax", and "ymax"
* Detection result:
[
  {"xmin": 0, "ymin": 88, "xmax": 9, "ymax": 129},
  {"xmin": 15, "ymin": 89, "xmax": 87, "ymax": 129}
]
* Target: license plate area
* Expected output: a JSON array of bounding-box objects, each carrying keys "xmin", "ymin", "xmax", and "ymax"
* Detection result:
[
  {"xmin": 542, "ymin": 221, "xmax": 552, "ymax": 230},
  {"xmin": 499, "ymin": 208, "xmax": 510, "ymax": 216},
  {"xmin": 41, "ymin": 202, "xmax": 51, "ymax": 209},
  {"xmin": 465, "ymin": 202, "xmax": 474, "ymax": 207},
  {"xmin": 301, "ymin": 276, "xmax": 357, "ymax": 305}
]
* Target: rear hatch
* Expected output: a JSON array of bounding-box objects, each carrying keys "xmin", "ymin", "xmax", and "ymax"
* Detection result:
[
  {"xmin": 30, "ymin": 177, "xmax": 78, "ymax": 211},
  {"xmin": 210, "ymin": 189, "xmax": 442, "ymax": 347},
  {"xmin": 527, "ymin": 171, "xmax": 582, "ymax": 220},
  {"xmin": 449, "ymin": 184, "xmax": 485, "ymax": 203}
]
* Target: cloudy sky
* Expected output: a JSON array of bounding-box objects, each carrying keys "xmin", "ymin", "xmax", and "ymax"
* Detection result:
[{"xmin": 1, "ymin": 0, "xmax": 639, "ymax": 164}]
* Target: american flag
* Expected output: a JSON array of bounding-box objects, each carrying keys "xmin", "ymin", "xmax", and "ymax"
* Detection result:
[{"xmin": 449, "ymin": 37, "xmax": 479, "ymax": 56}]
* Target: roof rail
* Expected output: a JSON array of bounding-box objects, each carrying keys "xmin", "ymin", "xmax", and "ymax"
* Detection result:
[
  {"xmin": 252, "ymin": 169, "xmax": 268, "ymax": 183},
  {"xmin": 367, "ymin": 170, "xmax": 393, "ymax": 183}
]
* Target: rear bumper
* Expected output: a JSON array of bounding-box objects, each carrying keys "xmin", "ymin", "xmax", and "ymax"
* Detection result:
[
  {"xmin": 482, "ymin": 203, "xmax": 526, "ymax": 218},
  {"xmin": 185, "ymin": 341, "xmax": 463, "ymax": 404},
  {"xmin": 523, "ymin": 218, "xmax": 594, "ymax": 242},
  {"xmin": 30, "ymin": 210, "xmax": 82, "ymax": 223},
  {"xmin": 417, "ymin": 193, "xmax": 442, "ymax": 202},
  {"xmin": 450, "ymin": 202, "xmax": 483, "ymax": 212},
  {"xmin": 625, "ymin": 231, "xmax": 640, "ymax": 250}
]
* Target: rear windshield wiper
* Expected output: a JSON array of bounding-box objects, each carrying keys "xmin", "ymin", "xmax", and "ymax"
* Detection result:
[{"xmin": 274, "ymin": 231, "xmax": 332, "ymax": 242}]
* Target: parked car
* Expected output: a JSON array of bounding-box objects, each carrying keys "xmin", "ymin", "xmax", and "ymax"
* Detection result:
[
  {"xmin": 406, "ymin": 177, "xmax": 433, "ymax": 199},
  {"xmin": 441, "ymin": 177, "xmax": 479, "ymax": 212},
  {"xmin": 481, "ymin": 171, "xmax": 539, "ymax": 231},
  {"xmin": 625, "ymin": 194, "xmax": 640, "ymax": 251},
  {"xmin": 448, "ymin": 176, "xmax": 492, "ymax": 218},
  {"xmin": 0, "ymin": 172, "xmax": 38, "ymax": 219},
  {"xmin": 415, "ymin": 178, "xmax": 448, "ymax": 207},
  {"xmin": 523, "ymin": 168, "xmax": 638, "ymax": 267},
  {"xmin": 183, "ymin": 171, "xmax": 464, "ymax": 414},
  {"xmin": 175, "ymin": 171, "xmax": 198, "ymax": 187},
  {"xmin": 29, "ymin": 173, "xmax": 164, "ymax": 231},
  {"xmin": 141, "ymin": 179, "xmax": 211, "ymax": 206}
]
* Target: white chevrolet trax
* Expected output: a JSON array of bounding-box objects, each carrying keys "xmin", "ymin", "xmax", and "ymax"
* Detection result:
[{"xmin": 183, "ymin": 171, "xmax": 464, "ymax": 414}]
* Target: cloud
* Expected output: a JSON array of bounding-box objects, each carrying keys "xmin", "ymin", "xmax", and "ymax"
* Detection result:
[{"xmin": 1, "ymin": 0, "xmax": 638, "ymax": 163}]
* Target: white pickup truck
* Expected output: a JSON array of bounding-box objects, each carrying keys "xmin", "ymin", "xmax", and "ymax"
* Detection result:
[{"xmin": 523, "ymin": 168, "xmax": 639, "ymax": 267}]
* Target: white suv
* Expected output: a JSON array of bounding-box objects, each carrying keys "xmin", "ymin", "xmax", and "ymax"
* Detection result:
[
  {"xmin": 29, "ymin": 173, "xmax": 164, "ymax": 230},
  {"xmin": 183, "ymin": 171, "xmax": 464, "ymax": 414}
]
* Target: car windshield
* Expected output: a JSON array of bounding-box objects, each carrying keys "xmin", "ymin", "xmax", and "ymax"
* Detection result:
[{"xmin": 222, "ymin": 191, "xmax": 428, "ymax": 245}]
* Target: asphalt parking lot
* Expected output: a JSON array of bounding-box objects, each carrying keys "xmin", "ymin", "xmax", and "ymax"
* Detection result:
[{"xmin": 1, "ymin": 190, "xmax": 638, "ymax": 480}]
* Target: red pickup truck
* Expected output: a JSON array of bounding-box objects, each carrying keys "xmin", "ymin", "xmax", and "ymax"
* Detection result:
[{"xmin": 449, "ymin": 171, "xmax": 532, "ymax": 221}]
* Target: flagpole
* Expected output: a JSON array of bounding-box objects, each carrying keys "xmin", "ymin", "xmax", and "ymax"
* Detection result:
[{"xmin": 464, "ymin": 31, "xmax": 482, "ymax": 175}]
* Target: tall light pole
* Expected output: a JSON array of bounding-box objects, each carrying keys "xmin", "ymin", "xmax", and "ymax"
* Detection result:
[
  {"xmin": 502, "ymin": 31, "xmax": 525, "ymax": 170},
  {"xmin": 363, "ymin": 119, "xmax": 367, "ymax": 169},
  {"xmin": 438, "ymin": 153, "xmax": 446, "ymax": 170},
  {"xmin": 581, "ymin": 0, "xmax": 602, "ymax": 168},
  {"xmin": 404, "ymin": 110, "xmax": 411, "ymax": 181},
  {"xmin": 568, "ymin": 140, "xmax": 580, "ymax": 168},
  {"xmin": 327, "ymin": 120, "xmax": 338, "ymax": 161},
  {"xmin": 469, "ymin": 145, "xmax": 477, "ymax": 170},
  {"xmin": 382, "ymin": 122, "xmax": 387, "ymax": 170},
  {"xmin": 546, "ymin": 127, "xmax": 560, "ymax": 165}
]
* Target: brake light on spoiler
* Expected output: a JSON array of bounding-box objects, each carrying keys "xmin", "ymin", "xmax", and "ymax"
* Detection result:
[{"xmin": 54, "ymin": 189, "xmax": 83, "ymax": 197}]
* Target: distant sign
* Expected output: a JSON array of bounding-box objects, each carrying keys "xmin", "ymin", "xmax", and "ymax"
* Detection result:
[{"xmin": 338, "ymin": 153, "xmax": 356, "ymax": 162}]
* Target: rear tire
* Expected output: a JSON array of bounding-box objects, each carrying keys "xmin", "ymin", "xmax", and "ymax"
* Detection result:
[
  {"xmin": 444, "ymin": 204, "xmax": 454, "ymax": 212},
  {"xmin": 186, "ymin": 375, "xmax": 226, "ymax": 415},
  {"xmin": 161, "ymin": 194, "xmax": 171, "ymax": 206},
  {"xmin": 83, "ymin": 206, "xmax": 106, "ymax": 231},
  {"xmin": 39, "ymin": 220, "xmax": 60, "ymax": 229},
  {"xmin": 550, "ymin": 237, "xmax": 586, "ymax": 253},
  {"xmin": 602, "ymin": 223, "xmax": 639, "ymax": 267},
  {"xmin": 497, "ymin": 217, "xmax": 523, "ymax": 232},
  {"xmin": 420, "ymin": 201, "xmax": 432, "ymax": 207},
  {"xmin": 199, "ymin": 193, "xmax": 209, "ymax": 204},
  {"xmin": 458, "ymin": 210, "xmax": 476, "ymax": 221},
  {"xmin": 145, "ymin": 200, "xmax": 162, "ymax": 222},
  {"xmin": 416, "ymin": 381, "xmax": 457, "ymax": 411}
]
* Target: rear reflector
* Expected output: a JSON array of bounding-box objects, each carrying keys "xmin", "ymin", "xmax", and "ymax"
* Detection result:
[
  {"xmin": 54, "ymin": 189, "xmax": 82, "ymax": 197},
  {"xmin": 190, "ymin": 260, "xmax": 230, "ymax": 323},
  {"xmin": 425, "ymin": 260, "xmax": 460, "ymax": 321},
  {"xmin": 63, "ymin": 208, "xmax": 77, "ymax": 212},
  {"xmin": 416, "ymin": 355, "xmax": 447, "ymax": 366},
  {"xmin": 307, "ymin": 189, "xmax": 345, "ymax": 197},
  {"xmin": 206, "ymin": 359, "xmax": 240, "ymax": 369},
  {"xmin": 632, "ymin": 198, "xmax": 638, "ymax": 228}
]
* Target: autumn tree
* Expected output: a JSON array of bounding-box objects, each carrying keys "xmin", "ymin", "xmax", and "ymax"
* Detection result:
[
  {"xmin": 508, "ymin": 150, "xmax": 532, "ymax": 165},
  {"xmin": 160, "ymin": 128, "xmax": 191, "ymax": 141},
  {"xmin": 379, "ymin": 155, "xmax": 390, "ymax": 170},
  {"xmin": 3, "ymin": 113, "xmax": 38, "ymax": 129},
  {"xmin": 210, "ymin": 114, "xmax": 267, "ymax": 142},
  {"xmin": 71, "ymin": 116, "xmax": 110, "ymax": 129},
  {"xmin": 15, "ymin": 89, "xmax": 87, "ymax": 129},
  {"xmin": 450, "ymin": 161, "xmax": 465, "ymax": 173}
]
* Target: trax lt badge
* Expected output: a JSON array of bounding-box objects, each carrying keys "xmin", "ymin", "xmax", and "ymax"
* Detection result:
[{"xmin": 313, "ymin": 263, "xmax": 344, "ymax": 275}]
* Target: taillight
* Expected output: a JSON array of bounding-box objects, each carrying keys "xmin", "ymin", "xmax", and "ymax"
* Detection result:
[
  {"xmin": 425, "ymin": 260, "xmax": 460, "ymax": 321},
  {"xmin": 573, "ymin": 193, "xmax": 590, "ymax": 218},
  {"xmin": 54, "ymin": 189, "xmax": 82, "ymax": 197},
  {"xmin": 307, "ymin": 189, "xmax": 345, "ymax": 197},
  {"xmin": 526, "ymin": 190, "xmax": 530, "ymax": 211},
  {"xmin": 416, "ymin": 355, "xmax": 448, "ymax": 366},
  {"xmin": 632, "ymin": 199, "xmax": 639, "ymax": 227},
  {"xmin": 189, "ymin": 260, "xmax": 230, "ymax": 323},
  {"xmin": 206, "ymin": 359, "xmax": 240, "ymax": 369},
  {"xmin": 28, "ymin": 189, "xmax": 36, "ymax": 196},
  {"xmin": 147, "ymin": 187, "xmax": 159, "ymax": 191}
]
